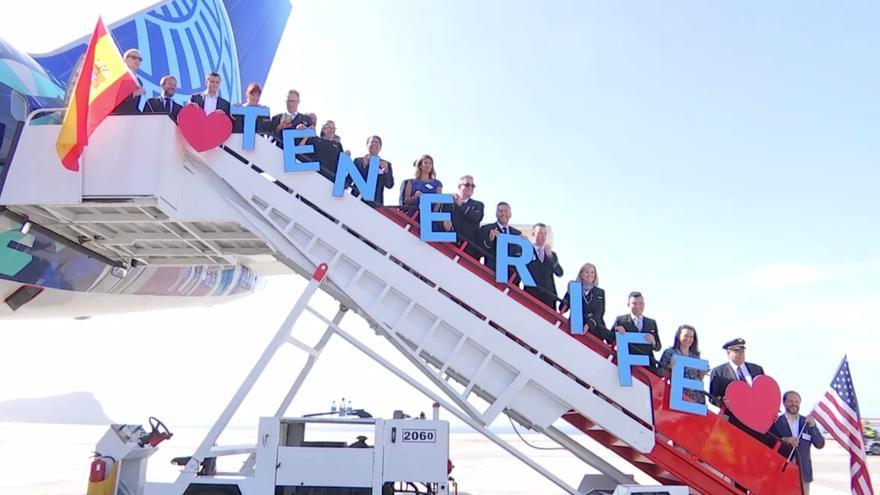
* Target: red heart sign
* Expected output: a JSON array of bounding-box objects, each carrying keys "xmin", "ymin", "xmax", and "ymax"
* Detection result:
[
  {"xmin": 177, "ymin": 104, "xmax": 232, "ymax": 152},
  {"xmin": 726, "ymin": 375, "xmax": 781, "ymax": 433}
]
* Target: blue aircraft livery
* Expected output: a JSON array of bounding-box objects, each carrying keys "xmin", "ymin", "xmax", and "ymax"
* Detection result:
[
  {"xmin": 0, "ymin": 0, "xmax": 289, "ymax": 309},
  {"xmin": 0, "ymin": 216, "xmax": 259, "ymax": 296},
  {"xmin": 33, "ymin": 0, "xmax": 292, "ymax": 109},
  {"xmin": 1, "ymin": 0, "xmax": 292, "ymax": 176}
]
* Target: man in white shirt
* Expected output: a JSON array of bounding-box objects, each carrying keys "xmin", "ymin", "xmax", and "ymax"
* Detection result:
[
  {"xmin": 771, "ymin": 391, "xmax": 825, "ymax": 495},
  {"xmin": 709, "ymin": 338, "xmax": 771, "ymax": 443},
  {"xmin": 190, "ymin": 72, "xmax": 231, "ymax": 116}
]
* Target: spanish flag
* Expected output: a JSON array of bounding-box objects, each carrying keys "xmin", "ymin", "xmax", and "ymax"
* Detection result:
[{"xmin": 56, "ymin": 18, "xmax": 139, "ymax": 171}]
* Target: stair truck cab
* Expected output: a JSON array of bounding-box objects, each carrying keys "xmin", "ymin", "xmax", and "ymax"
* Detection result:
[{"xmin": 91, "ymin": 415, "xmax": 452, "ymax": 495}]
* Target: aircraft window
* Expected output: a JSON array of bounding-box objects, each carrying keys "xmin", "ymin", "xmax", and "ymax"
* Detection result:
[
  {"xmin": 10, "ymin": 90, "xmax": 27, "ymax": 122},
  {"xmin": 0, "ymin": 90, "xmax": 12, "ymax": 166},
  {"xmin": 29, "ymin": 110, "xmax": 63, "ymax": 126}
]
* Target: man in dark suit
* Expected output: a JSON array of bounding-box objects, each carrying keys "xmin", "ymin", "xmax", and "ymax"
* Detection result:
[
  {"xmin": 190, "ymin": 72, "xmax": 231, "ymax": 116},
  {"xmin": 771, "ymin": 390, "xmax": 825, "ymax": 494},
  {"xmin": 270, "ymin": 89, "xmax": 314, "ymax": 145},
  {"xmin": 441, "ymin": 175, "xmax": 484, "ymax": 259},
  {"xmin": 112, "ymin": 48, "xmax": 145, "ymax": 114},
  {"xmin": 610, "ymin": 291, "xmax": 661, "ymax": 369},
  {"xmin": 477, "ymin": 202, "xmax": 522, "ymax": 282},
  {"xmin": 144, "ymin": 75, "xmax": 183, "ymax": 122},
  {"xmin": 709, "ymin": 338, "xmax": 772, "ymax": 443},
  {"xmin": 524, "ymin": 223, "xmax": 563, "ymax": 308},
  {"xmin": 351, "ymin": 135, "xmax": 394, "ymax": 205}
]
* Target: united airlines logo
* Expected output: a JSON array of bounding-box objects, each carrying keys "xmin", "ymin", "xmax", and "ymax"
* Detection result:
[{"xmin": 131, "ymin": 0, "xmax": 241, "ymax": 104}]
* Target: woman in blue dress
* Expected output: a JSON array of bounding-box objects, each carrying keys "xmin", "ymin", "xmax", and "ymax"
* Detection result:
[
  {"xmin": 401, "ymin": 154, "xmax": 443, "ymax": 215},
  {"xmin": 658, "ymin": 324, "xmax": 706, "ymax": 404}
]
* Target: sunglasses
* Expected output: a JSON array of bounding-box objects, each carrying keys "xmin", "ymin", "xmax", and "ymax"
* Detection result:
[
  {"xmin": 128, "ymin": 55, "xmax": 143, "ymax": 61},
  {"xmin": 460, "ymin": 183, "xmax": 476, "ymax": 188}
]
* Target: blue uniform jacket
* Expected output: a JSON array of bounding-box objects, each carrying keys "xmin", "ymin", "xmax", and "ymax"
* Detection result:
[{"xmin": 771, "ymin": 414, "xmax": 825, "ymax": 483}]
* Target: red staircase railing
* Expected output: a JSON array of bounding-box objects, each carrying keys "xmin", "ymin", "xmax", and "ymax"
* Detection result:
[{"xmin": 375, "ymin": 206, "xmax": 804, "ymax": 494}]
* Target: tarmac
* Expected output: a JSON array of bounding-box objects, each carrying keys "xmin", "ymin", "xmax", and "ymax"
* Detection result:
[{"xmin": 449, "ymin": 432, "xmax": 879, "ymax": 494}]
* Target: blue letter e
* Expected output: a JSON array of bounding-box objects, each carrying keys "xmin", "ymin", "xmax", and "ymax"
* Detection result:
[
  {"xmin": 669, "ymin": 355, "xmax": 709, "ymax": 415},
  {"xmin": 419, "ymin": 194, "xmax": 455, "ymax": 242},
  {"xmin": 282, "ymin": 128, "xmax": 318, "ymax": 172}
]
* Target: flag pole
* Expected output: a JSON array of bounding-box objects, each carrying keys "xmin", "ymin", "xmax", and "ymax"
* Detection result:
[
  {"xmin": 781, "ymin": 399, "xmax": 818, "ymax": 468},
  {"xmin": 780, "ymin": 356, "xmax": 840, "ymax": 472}
]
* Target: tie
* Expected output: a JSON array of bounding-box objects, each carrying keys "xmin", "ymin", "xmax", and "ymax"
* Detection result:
[
  {"xmin": 164, "ymin": 98, "xmax": 171, "ymax": 113},
  {"xmin": 737, "ymin": 366, "xmax": 746, "ymax": 381},
  {"xmin": 501, "ymin": 226, "xmax": 508, "ymax": 234},
  {"xmin": 635, "ymin": 317, "xmax": 643, "ymax": 331},
  {"xmin": 537, "ymin": 248, "xmax": 545, "ymax": 262}
]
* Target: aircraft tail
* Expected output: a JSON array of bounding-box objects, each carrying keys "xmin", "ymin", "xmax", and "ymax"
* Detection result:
[{"xmin": 31, "ymin": 0, "xmax": 292, "ymax": 103}]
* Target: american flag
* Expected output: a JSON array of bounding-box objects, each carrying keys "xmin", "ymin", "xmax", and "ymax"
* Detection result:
[{"xmin": 812, "ymin": 356, "xmax": 874, "ymax": 495}]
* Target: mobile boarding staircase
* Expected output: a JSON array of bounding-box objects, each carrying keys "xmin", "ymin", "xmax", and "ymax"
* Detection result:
[{"xmin": 1, "ymin": 115, "xmax": 804, "ymax": 494}]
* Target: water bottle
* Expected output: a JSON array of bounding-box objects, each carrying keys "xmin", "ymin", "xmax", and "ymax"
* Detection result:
[
  {"xmin": 330, "ymin": 401, "xmax": 337, "ymax": 413},
  {"xmin": 339, "ymin": 397, "xmax": 347, "ymax": 416},
  {"xmin": 346, "ymin": 401, "xmax": 353, "ymax": 415}
]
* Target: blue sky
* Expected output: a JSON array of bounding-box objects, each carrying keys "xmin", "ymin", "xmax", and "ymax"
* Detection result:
[
  {"xmin": 0, "ymin": 0, "xmax": 877, "ymax": 425},
  {"xmin": 278, "ymin": 1, "xmax": 880, "ymax": 414}
]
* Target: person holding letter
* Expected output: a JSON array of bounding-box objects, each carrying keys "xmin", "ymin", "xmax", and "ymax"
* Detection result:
[
  {"xmin": 610, "ymin": 291, "xmax": 661, "ymax": 370},
  {"xmin": 709, "ymin": 338, "xmax": 772, "ymax": 443},
  {"xmin": 351, "ymin": 136, "xmax": 394, "ymax": 205},
  {"xmin": 442, "ymin": 175, "xmax": 484, "ymax": 259},
  {"xmin": 658, "ymin": 324, "xmax": 706, "ymax": 404},
  {"xmin": 561, "ymin": 263, "xmax": 609, "ymax": 342},
  {"xmin": 401, "ymin": 154, "xmax": 443, "ymax": 216},
  {"xmin": 478, "ymin": 202, "xmax": 521, "ymax": 278},
  {"xmin": 232, "ymin": 82, "xmax": 270, "ymax": 134}
]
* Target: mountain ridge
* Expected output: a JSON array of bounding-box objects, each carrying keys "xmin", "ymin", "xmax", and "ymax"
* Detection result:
[{"xmin": 0, "ymin": 391, "xmax": 112, "ymax": 425}]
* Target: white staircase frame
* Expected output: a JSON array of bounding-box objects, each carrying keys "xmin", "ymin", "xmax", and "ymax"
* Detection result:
[
  {"xmin": 189, "ymin": 135, "xmax": 655, "ymax": 450},
  {"xmin": 2, "ymin": 119, "xmax": 663, "ymax": 491},
  {"xmin": 158, "ymin": 262, "xmax": 599, "ymax": 494}
]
